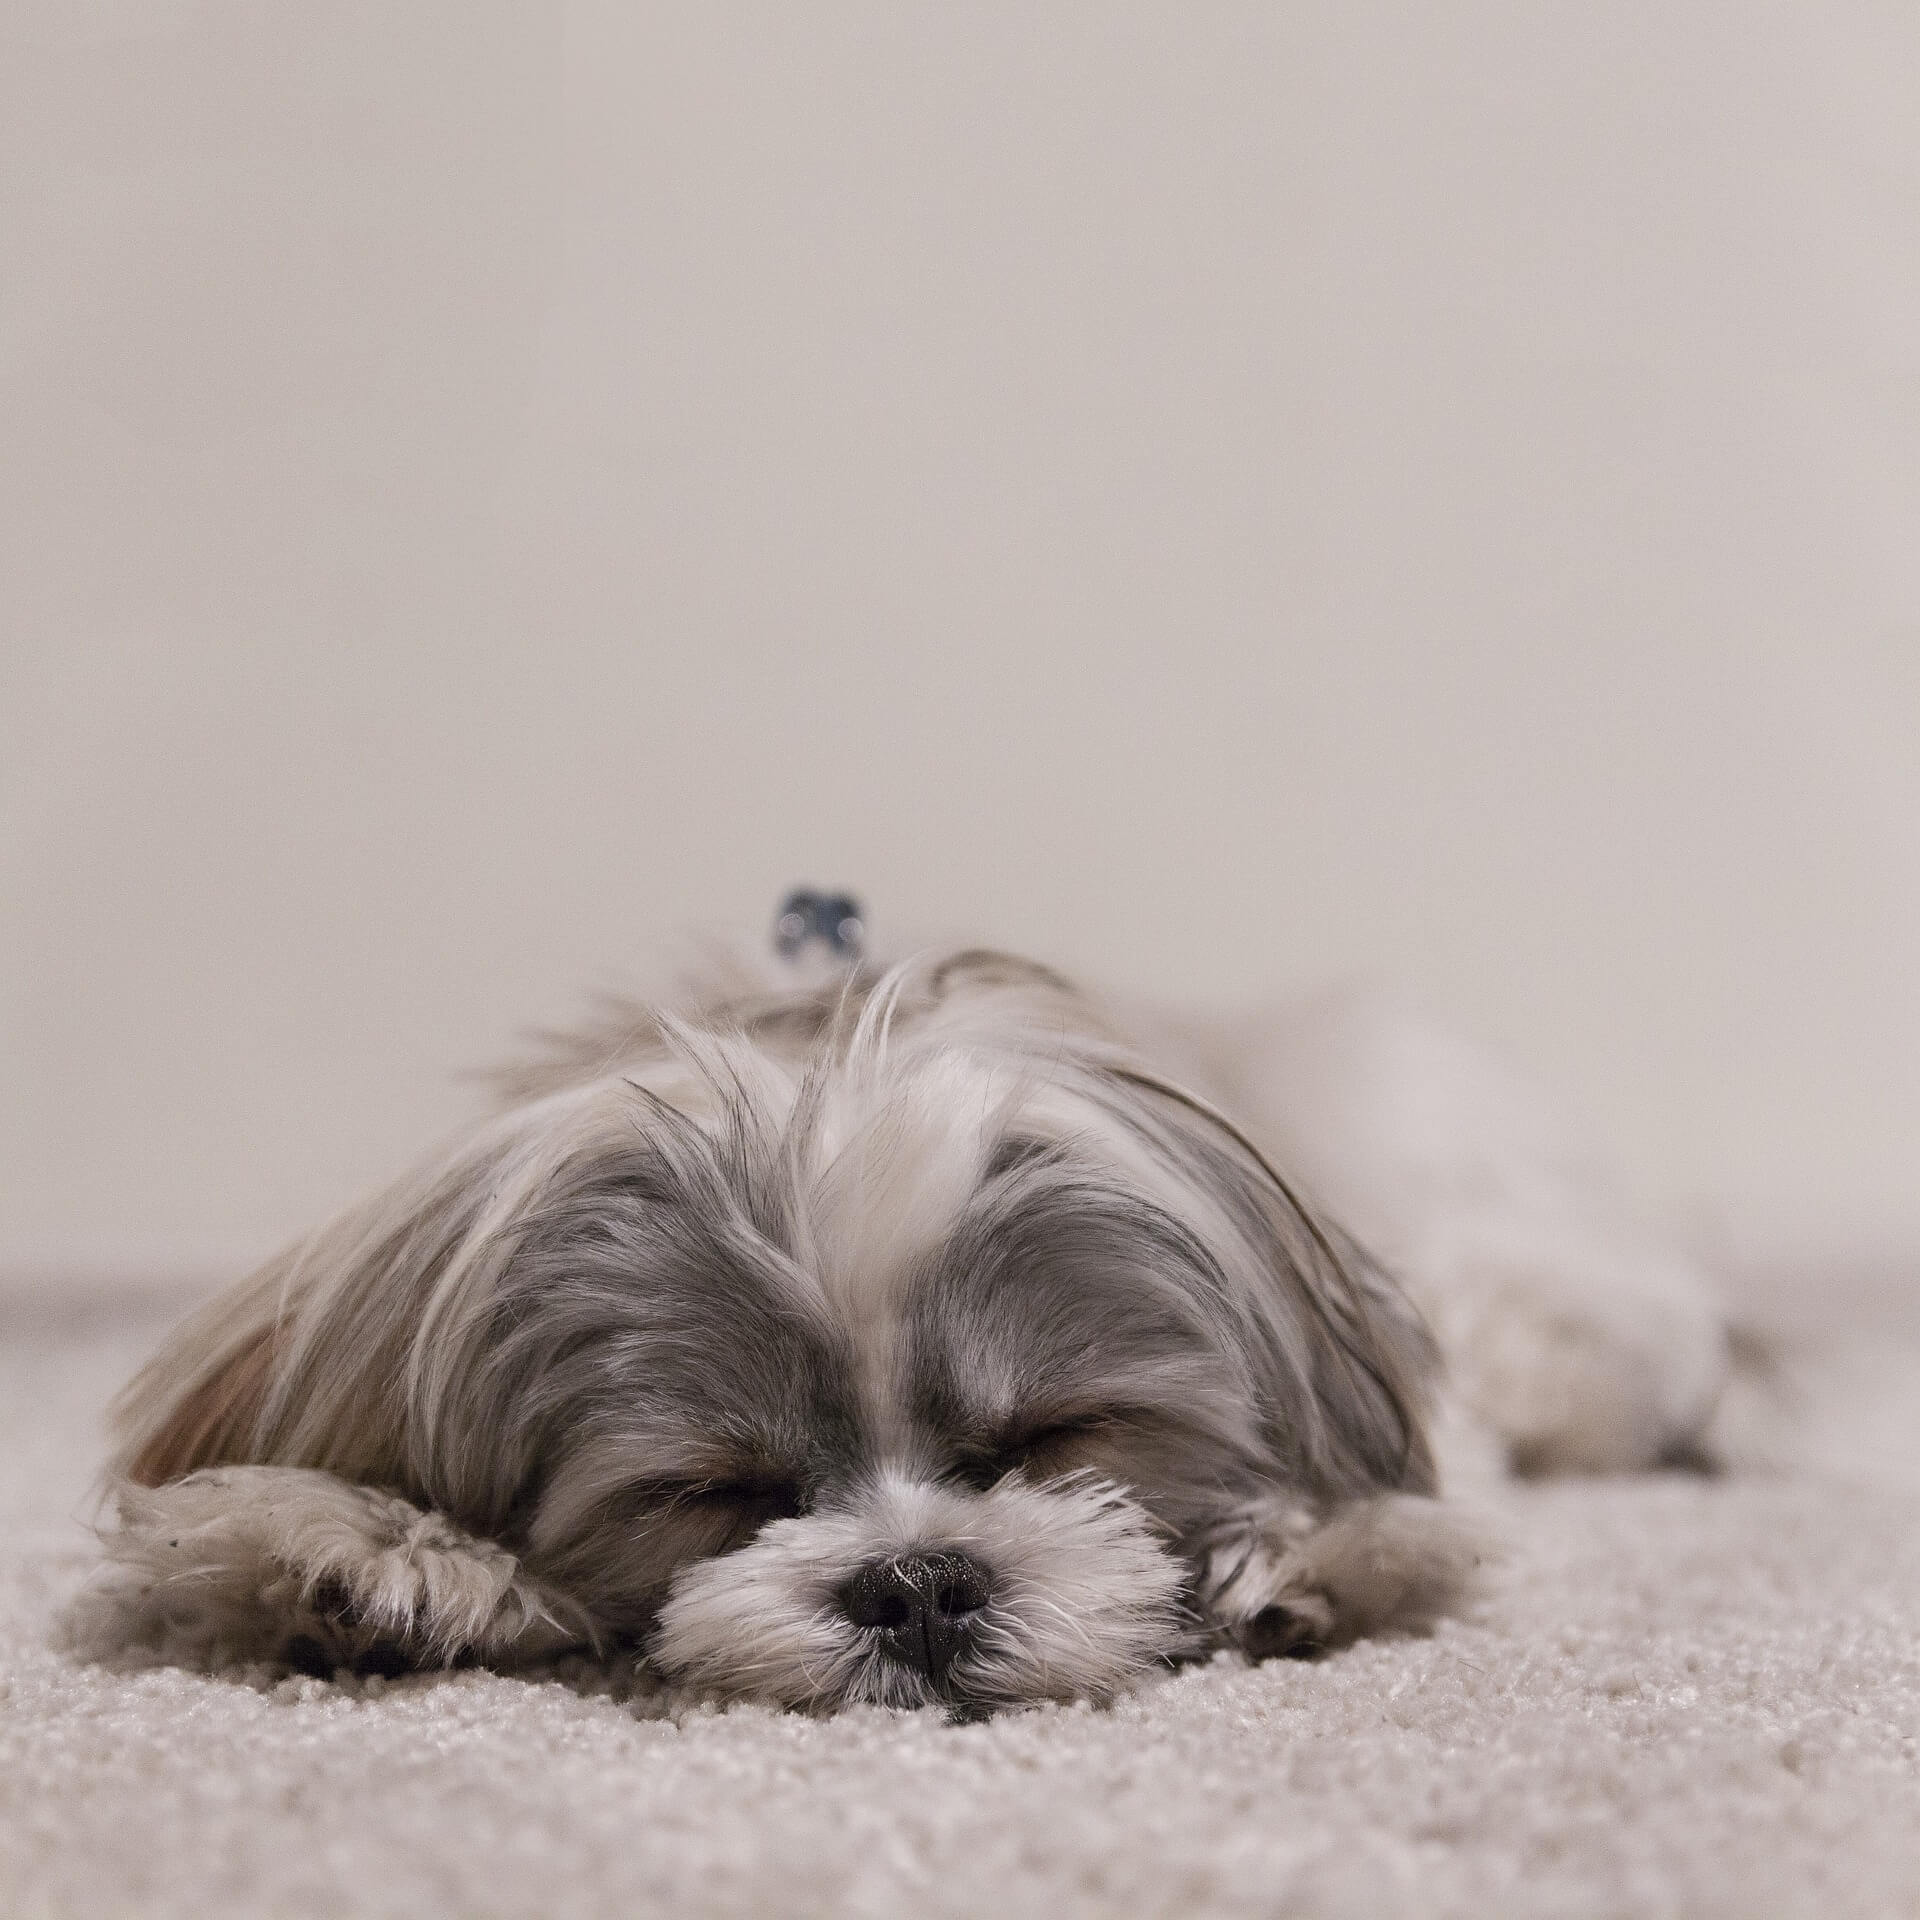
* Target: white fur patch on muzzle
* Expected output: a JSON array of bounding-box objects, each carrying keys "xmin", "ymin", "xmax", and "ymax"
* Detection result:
[{"xmin": 649, "ymin": 1469, "xmax": 1187, "ymax": 1711}]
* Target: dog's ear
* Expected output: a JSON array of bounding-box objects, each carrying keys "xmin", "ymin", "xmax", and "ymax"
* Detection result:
[
  {"xmin": 119, "ymin": 1306, "xmax": 282, "ymax": 1487},
  {"xmin": 1101, "ymin": 1063, "xmax": 1441, "ymax": 1501},
  {"xmin": 106, "ymin": 1082, "xmax": 672, "ymax": 1531},
  {"xmin": 108, "ymin": 1115, "xmax": 528, "ymax": 1502}
]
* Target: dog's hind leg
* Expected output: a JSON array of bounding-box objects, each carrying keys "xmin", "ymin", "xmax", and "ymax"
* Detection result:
[
  {"xmin": 64, "ymin": 1465, "xmax": 587, "ymax": 1676},
  {"xmin": 1223, "ymin": 991, "xmax": 1732, "ymax": 1474}
]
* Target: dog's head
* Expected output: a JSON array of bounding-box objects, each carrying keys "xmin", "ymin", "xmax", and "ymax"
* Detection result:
[{"xmin": 115, "ymin": 954, "xmax": 1437, "ymax": 1712}]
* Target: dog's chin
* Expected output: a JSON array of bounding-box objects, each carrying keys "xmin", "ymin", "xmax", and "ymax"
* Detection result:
[{"xmin": 648, "ymin": 1470, "xmax": 1190, "ymax": 1714}]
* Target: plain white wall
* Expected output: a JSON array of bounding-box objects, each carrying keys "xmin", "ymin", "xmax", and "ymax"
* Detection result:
[{"xmin": 4, "ymin": 2, "xmax": 1917, "ymax": 1278}]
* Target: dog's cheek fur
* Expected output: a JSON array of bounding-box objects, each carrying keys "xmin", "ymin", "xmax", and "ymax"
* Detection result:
[
  {"xmin": 519, "ymin": 1483, "xmax": 765, "ymax": 1641},
  {"xmin": 649, "ymin": 1472, "xmax": 1188, "ymax": 1711}
]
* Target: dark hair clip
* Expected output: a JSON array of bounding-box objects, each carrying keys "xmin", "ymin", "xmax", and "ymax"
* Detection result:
[{"xmin": 773, "ymin": 888, "xmax": 865, "ymax": 963}]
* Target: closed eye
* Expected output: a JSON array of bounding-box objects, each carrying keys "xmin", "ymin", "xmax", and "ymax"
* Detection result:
[
  {"xmin": 953, "ymin": 1415, "xmax": 1113, "ymax": 1490},
  {"xmin": 646, "ymin": 1476, "xmax": 804, "ymax": 1522}
]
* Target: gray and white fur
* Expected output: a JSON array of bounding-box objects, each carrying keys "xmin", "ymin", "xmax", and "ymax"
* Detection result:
[{"xmin": 71, "ymin": 946, "xmax": 1728, "ymax": 1713}]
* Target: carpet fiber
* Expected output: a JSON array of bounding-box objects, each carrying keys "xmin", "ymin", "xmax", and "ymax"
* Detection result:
[{"xmin": 3, "ymin": 1278, "xmax": 1918, "ymax": 1919}]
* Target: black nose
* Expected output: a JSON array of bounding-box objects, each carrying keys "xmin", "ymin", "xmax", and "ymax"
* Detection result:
[{"xmin": 840, "ymin": 1551, "xmax": 992, "ymax": 1682}]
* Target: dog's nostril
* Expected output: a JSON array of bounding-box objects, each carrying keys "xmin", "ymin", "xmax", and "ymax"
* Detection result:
[
  {"xmin": 932, "ymin": 1562, "xmax": 990, "ymax": 1619},
  {"xmin": 859, "ymin": 1590, "xmax": 913, "ymax": 1633},
  {"xmin": 839, "ymin": 1551, "xmax": 993, "ymax": 1680}
]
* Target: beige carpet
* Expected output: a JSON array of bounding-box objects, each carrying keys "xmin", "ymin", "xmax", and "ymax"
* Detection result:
[{"xmin": 3, "ymin": 1276, "xmax": 1918, "ymax": 1920}]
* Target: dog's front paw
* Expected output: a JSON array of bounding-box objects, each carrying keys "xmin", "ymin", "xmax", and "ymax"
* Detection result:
[
  {"xmin": 1226, "ymin": 1597, "xmax": 1333, "ymax": 1662},
  {"xmin": 65, "ymin": 1467, "xmax": 584, "ymax": 1675},
  {"xmin": 1200, "ymin": 1493, "xmax": 1491, "ymax": 1661}
]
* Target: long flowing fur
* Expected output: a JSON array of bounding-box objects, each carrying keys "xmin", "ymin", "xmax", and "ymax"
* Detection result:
[{"xmin": 77, "ymin": 944, "xmax": 1718, "ymax": 1709}]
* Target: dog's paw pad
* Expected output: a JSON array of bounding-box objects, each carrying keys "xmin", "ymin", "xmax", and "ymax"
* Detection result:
[
  {"xmin": 347, "ymin": 1641, "xmax": 415, "ymax": 1678},
  {"xmin": 1234, "ymin": 1603, "xmax": 1326, "ymax": 1663}
]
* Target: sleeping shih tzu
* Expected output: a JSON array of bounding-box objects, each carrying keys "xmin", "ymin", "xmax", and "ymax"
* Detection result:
[{"xmin": 73, "ymin": 903, "xmax": 1732, "ymax": 1714}]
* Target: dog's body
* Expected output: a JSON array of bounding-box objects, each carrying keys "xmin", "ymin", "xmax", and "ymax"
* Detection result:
[{"xmin": 75, "ymin": 941, "xmax": 1730, "ymax": 1712}]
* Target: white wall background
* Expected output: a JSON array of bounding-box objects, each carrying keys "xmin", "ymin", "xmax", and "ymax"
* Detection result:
[{"xmin": 3, "ymin": 2, "xmax": 1917, "ymax": 1278}]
